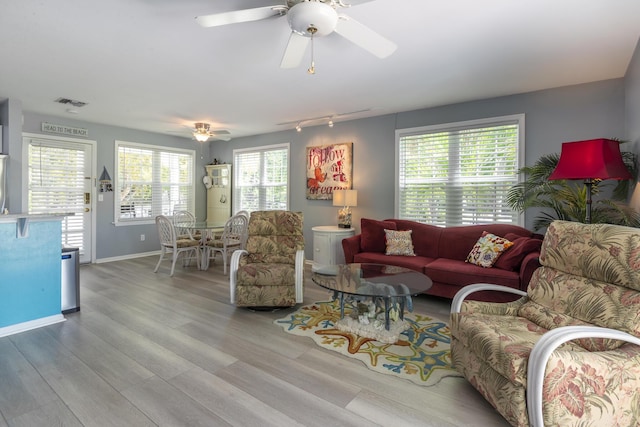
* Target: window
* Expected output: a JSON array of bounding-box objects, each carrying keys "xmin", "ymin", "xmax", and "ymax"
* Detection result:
[
  {"xmin": 233, "ymin": 143, "xmax": 289, "ymax": 213},
  {"xmin": 115, "ymin": 141, "xmax": 195, "ymax": 224},
  {"xmin": 396, "ymin": 115, "xmax": 524, "ymax": 226}
]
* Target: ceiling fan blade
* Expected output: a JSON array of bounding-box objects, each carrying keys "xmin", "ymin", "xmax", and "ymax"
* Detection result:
[
  {"xmin": 211, "ymin": 129, "xmax": 231, "ymax": 135},
  {"xmin": 195, "ymin": 6, "xmax": 284, "ymax": 28},
  {"xmin": 280, "ymin": 32, "xmax": 310, "ymax": 69},
  {"xmin": 334, "ymin": 15, "xmax": 397, "ymax": 58}
]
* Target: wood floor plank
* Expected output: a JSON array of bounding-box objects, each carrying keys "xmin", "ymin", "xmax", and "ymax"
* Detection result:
[
  {"xmin": 77, "ymin": 292, "xmax": 238, "ymax": 374},
  {"xmin": 0, "ymin": 256, "xmax": 514, "ymax": 426},
  {"xmin": 44, "ymin": 317, "xmax": 155, "ymax": 392},
  {"xmin": 9, "ymin": 329, "xmax": 155, "ymax": 426},
  {"xmin": 120, "ymin": 375, "xmax": 231, "ymax": 426},
  {"xmin": 7, "ymin": 399, "xmax": 83, "ymax": 427},
  {"xmin": 0, "ymin": 340, "xmax": 58, "ymax": 420},
  {"xmin": 215, "ymin": 361, "xmax": 375, "ymax": 427},
  {"xmin": 67, "ymin": 310, "xmax": 196, "ymax": 381},
  {"xmin": 170, "ymin": 367, "xmax": 304, "ymax": 427}
]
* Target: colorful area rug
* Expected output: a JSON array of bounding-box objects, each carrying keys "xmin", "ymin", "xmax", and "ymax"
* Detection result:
[{"xmin": 274, "ymin": 300, "xmax": 462, "ymax": 386}]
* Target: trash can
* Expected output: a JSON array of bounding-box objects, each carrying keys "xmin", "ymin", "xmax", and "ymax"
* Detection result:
[{"xmin": 61, "ymin": 247, "xmax": 80, "ymax": 314}]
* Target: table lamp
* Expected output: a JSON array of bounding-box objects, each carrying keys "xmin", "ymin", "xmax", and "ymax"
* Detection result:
[
  {"xmin": 548, "ymin": 138, "xmax": 632, "ymax": 223},
  {"xmin": 333, "ymin": 189, "xmax": 357, "ymax": 228}
]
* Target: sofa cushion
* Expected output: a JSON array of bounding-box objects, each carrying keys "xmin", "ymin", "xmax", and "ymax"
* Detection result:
[
  {"xmin": 494, "ymin": 235, "xmax": 542, "ymax": 271},
  {"xmin": 426, "ymin": 258, "xmax": 520, "ymax": 288},
  {"xmin": 384, "ymin": 229, "xmax": 415, "ymax": 256},
  {"xmin": 466, "ymin": 232, "xmax": 514, "ymax": 268},
  {"xmin": 450, "ymin": 311, "xmax": 584, "ymax": 386},
  {"xmin": 361, "ymin": 218, "xmax": 396, "ymax": 253},
  {"xmin": 438, "ymin": 224, "xmax": 532, "ymax": 261},
  {"xmin": 389, "ymin": 220, "xmax": 442, "ymax": 258},
  {"xmin": 520, "ymin": 221, "xmax": 640, "ymax": 350},
  {"xmin": 353, "ymin": 252, "xmax": 434, "ymax": 273}
]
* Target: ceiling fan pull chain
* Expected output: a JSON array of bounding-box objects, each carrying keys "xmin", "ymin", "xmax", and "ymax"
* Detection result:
[{"xmin": 307, "ymin": 25, "xmax": 317, "ymax": 74}]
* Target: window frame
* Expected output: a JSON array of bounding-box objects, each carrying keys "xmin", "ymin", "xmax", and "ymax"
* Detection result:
[
  {"xmin": 114, "ymin": 140, "xmax": 196, "ymax": 226},
  {"xmin": 232, "ymin": 143, "xmax": 290, "ymax": 214},
  {"xmin": 395, "ymin": 114, "xmax": 525, "ymax": 226}
]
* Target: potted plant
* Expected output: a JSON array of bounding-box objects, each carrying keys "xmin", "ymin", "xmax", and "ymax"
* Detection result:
[{"xmin": 507, "ymin": 147, "xmax": 640, "ymax": 231}]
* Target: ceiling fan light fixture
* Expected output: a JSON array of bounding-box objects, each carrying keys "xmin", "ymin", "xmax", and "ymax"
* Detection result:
[
  {"xmin": 193, "ymin": 122, "xmax": 211, "ymax": 142},
  {"xmin": 288, "ymin": 1, "xmax": 338, "ymax": 36},
  {"xmin": 194, "ymin": 133, "xmax": 210, "ymax": 142}
]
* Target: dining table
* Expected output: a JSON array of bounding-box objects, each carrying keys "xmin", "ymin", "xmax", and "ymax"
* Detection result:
[{"xmin": 176, "ymin": 220, "xmax": 227, "ymax": 270}]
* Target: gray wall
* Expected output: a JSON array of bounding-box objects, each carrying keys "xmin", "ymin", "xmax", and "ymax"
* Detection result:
[
  {"xmin": 626, "ymin": 38, "xmax": 640, "ymax": 210},
  {"xmin": 15, "ymin": 112, "xmax": 210, "ymax": 260},
  {"xmin": 212, "ymin": 78, "xmax": 628, "ymax": 260},
  {"xmin": 627, "ymin": 37, "xmax": 640, "ymax": 149},
  {"xmin": 1, "ymin": 57, "xmax": 636, "ymax": 261}
]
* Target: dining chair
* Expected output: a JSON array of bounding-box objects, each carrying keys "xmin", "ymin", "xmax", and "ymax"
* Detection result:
[
  {"xmin": 205, "ymin": 213, "xmax": 248, "ymax": 274},
  {"xmin": 173, "ymin": 210, "xmax": 201, "ymax": 240},
  {"xmin": 154, "ymin": 215, "xmax": 201, "ymax": 276}
]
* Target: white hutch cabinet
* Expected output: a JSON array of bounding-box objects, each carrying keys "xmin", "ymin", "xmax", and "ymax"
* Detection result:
[
  {"xmin": 205, "ymin": 164, "xmax": 231, "ymax": 223},
  {"xmin": 311, "ymin": 225, "xmax": 355, "ymax": 265}
]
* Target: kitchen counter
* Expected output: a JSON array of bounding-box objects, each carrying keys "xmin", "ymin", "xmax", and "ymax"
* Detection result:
[{"xmin": 0, "ymin": 215, "xmax": 65, "ymax": 337}]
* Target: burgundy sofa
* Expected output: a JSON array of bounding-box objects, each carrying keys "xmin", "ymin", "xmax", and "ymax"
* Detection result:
[{"xmin": 341, "ymin": 219, "xmax": 543, "ymax": 302}]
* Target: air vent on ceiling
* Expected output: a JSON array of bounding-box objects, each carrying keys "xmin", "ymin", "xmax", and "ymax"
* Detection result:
[{"xmin": 54, "ymin": 97, "xmax": 88, "ymax": 108}]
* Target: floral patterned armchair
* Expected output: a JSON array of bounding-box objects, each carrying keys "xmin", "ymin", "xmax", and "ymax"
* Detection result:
[
  {"xmin": 450, "ymin": 220, "xmax": 640, "ymax": 427},
  {"xmin": 229, "ymin": 210, "xmax": 304, "ymax": 307}
]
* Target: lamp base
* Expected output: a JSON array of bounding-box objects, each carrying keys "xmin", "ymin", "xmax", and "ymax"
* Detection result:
[{"xmin": 337, "ymin": 207, "xmax": 352, "ymax": 229}]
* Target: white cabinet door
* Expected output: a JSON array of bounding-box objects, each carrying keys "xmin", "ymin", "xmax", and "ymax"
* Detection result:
[
  {"xmin": 206, "ymin": 164, "xmax": 231, "ymax": 223},
  {"xmin": 312, "ymin": 226, "xmax": 355, "ymax": 265}
]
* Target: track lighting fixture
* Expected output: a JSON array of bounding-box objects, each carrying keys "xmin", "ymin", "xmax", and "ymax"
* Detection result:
[{"xmin": 293, "ymin": 117, "xmax": 337, "ymax": 133}]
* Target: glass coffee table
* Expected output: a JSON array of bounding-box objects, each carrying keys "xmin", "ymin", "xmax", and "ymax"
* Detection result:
[{"xmin": 311, "ymin": 263, "xmax": 433, "ymax": 342}]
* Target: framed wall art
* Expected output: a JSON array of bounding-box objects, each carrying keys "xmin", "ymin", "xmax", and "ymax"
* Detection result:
[{"xmin": 306, "ymin": 142, "xmax": 353, "ymax": 200}]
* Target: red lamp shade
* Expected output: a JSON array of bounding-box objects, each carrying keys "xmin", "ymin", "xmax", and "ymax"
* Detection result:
[{"xmin": 548, "ymin": 138, "xmax": 632, "ymax": 181}]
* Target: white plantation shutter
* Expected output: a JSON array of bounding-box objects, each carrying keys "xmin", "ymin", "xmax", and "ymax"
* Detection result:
[
  {"xmin": 28, "ymin": 141, "xmax": 86, "ymax": 249},
  {"xmin": 397, "ymin": 115, "xmax": 523, "ymax": 226},
  {"xmin": 115, "ymin": 141, "xmax": 194, "ymax": 223},
  {"xmin": 233, "ymin": 144, "xmax": 289, "ymax": 212}
]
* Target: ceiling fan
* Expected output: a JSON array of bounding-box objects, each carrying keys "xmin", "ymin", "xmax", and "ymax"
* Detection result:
[
  {"xmin": 195, "ymin": 0, "xmax": 397, "ymax": 71},
  {"xmin": 192, "ymin": 122, "xmax": 231, "ymax": 142}
]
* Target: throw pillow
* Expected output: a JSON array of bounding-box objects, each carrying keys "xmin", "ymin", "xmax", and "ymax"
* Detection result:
[
  {"xmin": 384, "ymin": 229, "xmax": 416, "ymax": 256},
  {"xmin": 466, "ymin": 231, "xmax": 514, "ymax": 268},
  {"xmin": 361, "ymin": 218, "xmax": 397, "ymax": 253},
  {"xmin": 494, "ymin": 237, "xmax": 543, "ymax": 271}
]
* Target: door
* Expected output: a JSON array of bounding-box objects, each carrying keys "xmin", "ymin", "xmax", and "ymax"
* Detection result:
[{"xmin": 24, "ymin": 134, "xmax": 96, "ymax": 263}]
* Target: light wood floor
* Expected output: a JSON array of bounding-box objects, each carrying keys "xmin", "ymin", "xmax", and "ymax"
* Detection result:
[{"xmin": 0, "ymin": 256, "xmax": 511, "ymax": 427}]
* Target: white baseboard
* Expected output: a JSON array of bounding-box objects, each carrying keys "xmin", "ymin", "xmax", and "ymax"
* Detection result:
[
  {"xmin": 0, "ymin": 314, "xmax": 66, "ymax": 338},
  {"xmin": 95, "ymin": 250, "xmax": 160, "ymax": 264}
]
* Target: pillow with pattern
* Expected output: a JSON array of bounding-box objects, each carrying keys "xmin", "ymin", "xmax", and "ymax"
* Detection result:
[
  {"xmin": 384, "ymin": 229, "xmax": 416, "ymax": 256},
  {"xmin": 466, "ymin": 231, "xmax": 514, "ymax": 268}
]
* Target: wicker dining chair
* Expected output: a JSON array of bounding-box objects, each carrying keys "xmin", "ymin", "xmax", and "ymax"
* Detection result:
[{"xmin": 154, "ymin": 215, "xmax": 201, "ymax": 276}]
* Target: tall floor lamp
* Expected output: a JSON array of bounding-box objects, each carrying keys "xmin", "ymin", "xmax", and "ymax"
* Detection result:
[{"xmin": 548, "ymin": 138, "xmax": 632, "ymax": 224}]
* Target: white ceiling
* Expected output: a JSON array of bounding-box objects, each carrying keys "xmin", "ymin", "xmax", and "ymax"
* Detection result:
[{"xmin": 1, "ymin": 0, "xmax": 639, "ymax": 140}]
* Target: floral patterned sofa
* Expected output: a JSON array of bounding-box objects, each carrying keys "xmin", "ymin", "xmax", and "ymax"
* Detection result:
[
  {"xmin": 229, "ymin": 210, "xmax": 305, "ymax": 307},
  {"xmin": 450, "ymin": 220, "xmax": 640, "ymax": 427}
]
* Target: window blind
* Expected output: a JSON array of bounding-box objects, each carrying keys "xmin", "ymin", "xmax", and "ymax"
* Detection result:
[
  {"xmin": 233, "ymin": 144, "xmax": 289, "ymax": 212},
  {"xmin": 116, "ymin": 141, "xmax": 194, "ymax": 223},
  {"xmin": 397, "ymin": 116, "xmax": 522, "ymax": 227},
  {"xmin": 28, "ymin": 141, "xmax": 87, "ymax": 250}
]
